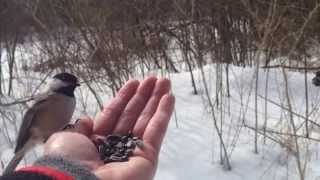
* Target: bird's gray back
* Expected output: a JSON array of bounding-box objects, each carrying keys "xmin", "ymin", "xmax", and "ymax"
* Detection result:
[{"xmin": 14, "ymin": 93, "xmax": 75, "ymax": 153}]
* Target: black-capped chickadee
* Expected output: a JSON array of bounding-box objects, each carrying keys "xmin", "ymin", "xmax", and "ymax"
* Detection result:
[{"xmin": 2, "ymin": 73, "xmax": 80, "ymax": 174}]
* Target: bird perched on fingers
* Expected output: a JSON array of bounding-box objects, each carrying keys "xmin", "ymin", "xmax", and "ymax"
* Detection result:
[{"xmin": 2, "ymin": 72, "xmax": 80, "ymax": 175}]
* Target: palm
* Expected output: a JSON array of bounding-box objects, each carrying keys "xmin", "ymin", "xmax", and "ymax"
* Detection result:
[{"xmin": 45, "ymin": 77, "xmax": 175, "ymax": 180}]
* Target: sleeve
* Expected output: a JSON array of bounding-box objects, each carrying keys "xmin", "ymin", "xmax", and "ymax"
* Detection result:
[
  {"xmin": 33, "ymin": 156, "xmax": 99, "ymax": 180},
  {"xmin": 0, "ymin": 156, "xmax": 99, "ymax": 180}
]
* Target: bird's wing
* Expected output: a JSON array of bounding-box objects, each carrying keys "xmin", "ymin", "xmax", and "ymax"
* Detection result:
[{"xmin": 14, "ymin": 93, "xmax": 50, "ymax": 153}]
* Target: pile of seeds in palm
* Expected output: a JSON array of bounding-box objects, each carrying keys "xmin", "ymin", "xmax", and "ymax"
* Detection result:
[{"xmin": 96, "ymin": 133, "xmax": 143, "ymax": 163}]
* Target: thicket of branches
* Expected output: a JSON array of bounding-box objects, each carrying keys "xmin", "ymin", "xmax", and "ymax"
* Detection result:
[{"xmin": 1, "ymin": 0, "xmax": 320, "ymax": 94}]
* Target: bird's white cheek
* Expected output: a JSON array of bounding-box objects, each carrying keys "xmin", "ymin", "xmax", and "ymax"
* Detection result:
[{"xmin": 49, "ymin": 79, "xmax": 68, "ymax": 90}]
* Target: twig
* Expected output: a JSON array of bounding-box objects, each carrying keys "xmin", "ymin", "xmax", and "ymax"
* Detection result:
[
  {"xmin": 257, "ymin": 94, "xmax": 320, "ymax": 130},
  {"xmin": 262, "ymin": 65, "xmax": 320, "ymax": 71},
  {"xmin": 0, "ymin": 97, "xmax": 33, "ymax": 107},
  {"xmin": 244, "ymin": 124, "xmax": 320, "ymax": 142}
]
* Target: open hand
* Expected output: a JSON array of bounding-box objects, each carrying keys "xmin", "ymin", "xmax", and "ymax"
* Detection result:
[{"xmin": 44, "ymin": 76, "xmax": 175, "ymax": 180}]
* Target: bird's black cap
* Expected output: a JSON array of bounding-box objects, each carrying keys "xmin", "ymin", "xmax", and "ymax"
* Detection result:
[{"xmin": 53, "ymin": 73, "xmax": 80, "ymax": 86}]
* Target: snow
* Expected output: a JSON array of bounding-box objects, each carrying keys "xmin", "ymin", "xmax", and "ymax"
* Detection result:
[
  {"xmin": 1, "ymin": 58, "xmax": 320, "ymax": 179},
  {"xmin": 154, "ymin": 65, "xmax": 320, "ymax": 180}
]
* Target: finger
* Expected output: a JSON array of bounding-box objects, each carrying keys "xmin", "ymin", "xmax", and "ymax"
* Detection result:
[
  {"xmin": 133, "ymin": 78, "xmax": 171, "ymax": 137},
  {"xmin": 72, "ymin": 117, "xmax": 94, "ymax": 137},
  {"xmin": 113, "ymin": 76, "xmax": 157, "ymax": 134},
  {"xmin": 94, "ymin": 79, "xmax": 140, "ymax": 135},
  {"xmin": 143, "ymin": 94, "xmax": 175, "ymax": 154}
]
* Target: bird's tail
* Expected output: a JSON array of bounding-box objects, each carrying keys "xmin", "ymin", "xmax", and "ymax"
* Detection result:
[{"xmin": 2, "ymin": 151, "xmax": 25, "ymax": 175}]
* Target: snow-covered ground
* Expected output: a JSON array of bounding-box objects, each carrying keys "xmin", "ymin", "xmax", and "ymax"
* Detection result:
[
  {"xmin": 156, "ymin": 65, "xmax": 320, "ymax": 180},
  {"xmin": 1, "ymin": 54, "xmax": 320, "ymax": 179}
]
